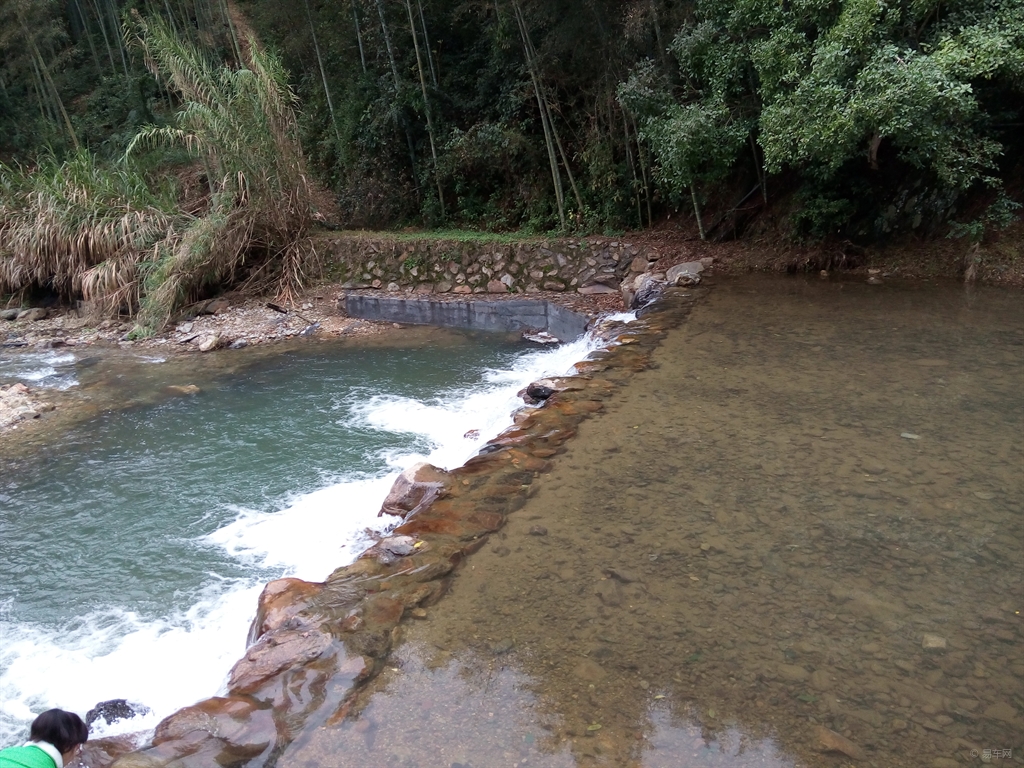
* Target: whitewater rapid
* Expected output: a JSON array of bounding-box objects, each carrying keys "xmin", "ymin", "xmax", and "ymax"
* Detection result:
[{"xmin": 0, "ymin": 328, "xmax": 616, "ymax": 744}]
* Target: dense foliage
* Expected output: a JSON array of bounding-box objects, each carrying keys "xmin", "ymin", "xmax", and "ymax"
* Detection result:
[{"xmin": 1, "ymin": 0, "xmax": 1021, "ymax": 247}]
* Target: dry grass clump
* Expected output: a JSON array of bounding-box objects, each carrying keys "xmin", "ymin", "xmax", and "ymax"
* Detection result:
[
  {"xmin": 0, "ymin": 151, "xmax": 177, "ymax": 313},
  {"xmin": 0, "ymin": 15, "xmax": 318, "ymax": 330}
]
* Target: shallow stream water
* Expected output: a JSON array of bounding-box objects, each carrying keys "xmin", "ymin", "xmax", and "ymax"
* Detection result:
[{"xmin": 279, "ymin": 277, "xmax": 1023, "ymax": 768}]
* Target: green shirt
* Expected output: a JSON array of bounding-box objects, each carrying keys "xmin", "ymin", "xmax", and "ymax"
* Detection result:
[{"xmin": 0, "ymin": 744, "xmax": 60, "ymax": 768}]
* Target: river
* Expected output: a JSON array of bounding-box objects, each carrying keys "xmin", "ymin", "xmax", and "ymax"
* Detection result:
[{"xmin": 0, "ymin": 326, "xmax": 607, "ymax": 746}]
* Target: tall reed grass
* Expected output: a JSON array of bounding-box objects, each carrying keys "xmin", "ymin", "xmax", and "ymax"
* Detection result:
[{"xmin": 0, "ymin": 15, "xmax": 317, "ymax": 330}]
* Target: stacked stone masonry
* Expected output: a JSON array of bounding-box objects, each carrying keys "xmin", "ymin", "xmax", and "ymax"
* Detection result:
[{"xmin": 325, "ymin": 236, "xmax": 647, "ymax": 295}]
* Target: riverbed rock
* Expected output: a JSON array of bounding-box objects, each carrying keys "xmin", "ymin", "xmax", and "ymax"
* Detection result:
[
  {"xmin": 922, "ymin": 633, "xmax": 947, "ymax": 651},
  {"xmin": 814, "ymin": 725, "xmax": 865, "ymax": 760},
  {"xmin": 368, "ymin": 534, "xmax": 421, "ymax": 564},
  {"xmin": 378, "ymin": 462, "xmax": 449, "ymax": 518},
  {"xmin": 166, "ymin": 384, "xmax": 200, "ymax": 396},
  {"xmin": 1, "ymin": 309, "xmax": 20, "ymax": 321},
  {"xmin": 777, "ymin": 663, "xmax": 810, "ymax": 683},
  {"xmin": 147, "ymin": 695, "xmax": 277, "ymax": 763},
  {"xmin": 197, "ymin": 334, "xmax": 222, "ymax": 352},
  {"xmin": 87, "ymin": 699, "xmax": 152, "ymax": 727},
  {"xmin": 628, "ymin": 273, "xmax": 666, "ymax": 310},
  {"xmin": 982, "ymin": 701, "xmax": 1020, "ymax": 724},
  {"xmin": 487, "ymin": 279, "xmax": 506, "ymax": 293},
  {"xmin": 247, "ymin": 577, "xmax": 325, "ymax": 645},
  {"xmin": 526, "ymin": 380, "xmax": 556, "ymax": 400},
  {"xmin": 80, "ymin": 734, "xmax": 145, "ymax": 768},
  {"xmin": 228, "ymin": 625, "xmax": 333, "ymax": 694}
]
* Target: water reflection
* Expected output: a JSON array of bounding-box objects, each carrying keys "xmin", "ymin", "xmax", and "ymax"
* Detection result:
[
  {"xmin": 282, "ymin": 640, "xmax": 792, "ymax": 768},
  {"xmin": 282, "ymin": 277, "xmax": 1022, "ymax": 767}
]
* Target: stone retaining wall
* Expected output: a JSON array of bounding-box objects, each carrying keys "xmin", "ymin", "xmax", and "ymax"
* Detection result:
[
  {"xmin": 321, "ymin": 235, "xmax": 651, "ymax": 295},
  {"xmin": 341, "ymin": 295, "xmax": 589, "ymax": 341}
]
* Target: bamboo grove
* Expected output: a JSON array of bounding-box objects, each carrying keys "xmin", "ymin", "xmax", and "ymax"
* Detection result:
[{"xmin": 1, "ymin": 0, "xmax": 1021, "ymax": 321}]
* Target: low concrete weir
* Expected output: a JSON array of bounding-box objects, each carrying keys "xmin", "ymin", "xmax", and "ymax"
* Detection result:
[{"xmin": 341, "ymin": 293, "xmax": 590, "ymax": 341}]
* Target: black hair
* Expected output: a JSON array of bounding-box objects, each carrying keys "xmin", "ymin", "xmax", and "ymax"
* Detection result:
[{"xmin": 29, "ymin": 709, "xmax": 89, "ymax": 754}]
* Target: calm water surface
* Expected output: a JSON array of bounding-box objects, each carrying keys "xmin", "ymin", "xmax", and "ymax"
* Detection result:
[{"xmin": 281, "ymin": 277, "xmax": 1023, "ymax": 768}]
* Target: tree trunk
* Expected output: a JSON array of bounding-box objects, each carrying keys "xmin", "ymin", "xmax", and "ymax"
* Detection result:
[{"xmin": 690, "ymin": 184, "xmax": 706, "ymax": 240}]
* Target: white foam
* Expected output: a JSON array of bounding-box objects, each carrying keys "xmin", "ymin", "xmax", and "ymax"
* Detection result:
[
  {"xmin": 0, "ymin": 582, "xmax": 261, "ymax": 745},
  {"xmin": 354, "ymin": 334, "xmax": 598, "ymax": 470},
  {"xmin": 205, "ymin": 474, "xmax": 398, "ymax": 580},
  {"xmin": 0, "ymin": 351, "xmax": 78, "ymax": 390},
  {"xmin": 0, "ymin": 321, "xmax": 626, "ymax": 745}
]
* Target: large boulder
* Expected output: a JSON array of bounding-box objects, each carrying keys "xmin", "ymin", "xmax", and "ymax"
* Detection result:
[
  {"xmin": 378, "ymin": 462, "xmax": 449, "ymax": 519},
  {"xmin": 17, "ymin": 307, "xmax": 47, "ymax": 322},
  {"xmin": 626, "ymin": 273, "xmax": 667, "ymax": 310},
  {"xmin": 666, "ymin": 260, "xmax": 704, "ymax": 286}
]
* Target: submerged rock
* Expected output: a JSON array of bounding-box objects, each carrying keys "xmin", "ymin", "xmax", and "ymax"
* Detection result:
[
  {"xmin": 814, "ymin": 725, "xmax": 865, "ymax": 760},
  {"xmin": 87, "ymin": 699, "xmax": 152, "ymax": 727},
  {"xmin": 229, "ymin": 625, "xmax": 334, "ymax": 694}
]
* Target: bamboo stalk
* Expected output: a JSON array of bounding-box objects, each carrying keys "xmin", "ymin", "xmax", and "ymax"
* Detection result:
[
  {"xmin": 86, "ymin": 0, "xmax": 118, "ymax": 74},
  {"xmin": 30, "ymin": 40, "xmax": 80, "ymax": 149},
  {"xmin": 303, "ymin": 0, "xmax": 341, "ymax": 143},
  {"xmin": 373, "ymin": 0, "xmax": 419, "ymax": 190},
  {"xmin": 621, "ymin": 107, "xmax": 642, "ymax": 227},
  {"xmin": 352, "ymin": 1, "xmax": 367, "ymax": 74},
  {"xmin": 512, "ymin": 0, "xmax": 564, "ymax": 227},
  {"xmin": 415, "ymin": 0, "xmax": 436, "ymax": 86},
  {"xmin": 631, "ymin": 114, "xmax": 652, "ymax": 226},
  {"xmin": 404, "ymin": 0, "xmax": 445, "ymax": 218},
  {"xmin": 103, "ymin": 0, "xmax": 130, "ymax": 77}
]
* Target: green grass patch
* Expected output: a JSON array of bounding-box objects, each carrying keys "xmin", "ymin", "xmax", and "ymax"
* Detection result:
[{"xmin": 321, "ymin": 228, "xmax": 556, "ymax": 245}]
